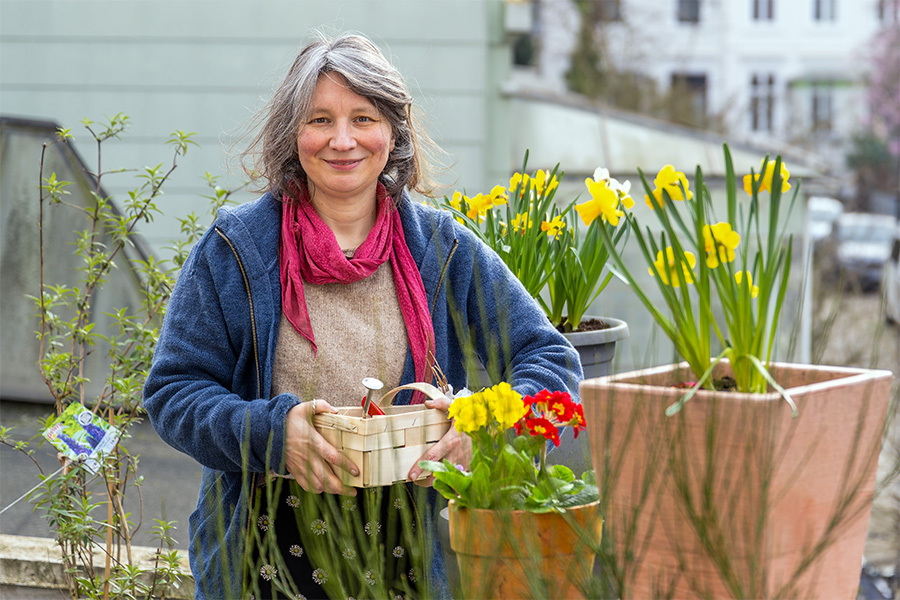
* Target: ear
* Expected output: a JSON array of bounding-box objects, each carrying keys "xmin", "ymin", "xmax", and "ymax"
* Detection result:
[{"xmin": 390, "ymin": 135, "xmax": 396, "ymax": 153}]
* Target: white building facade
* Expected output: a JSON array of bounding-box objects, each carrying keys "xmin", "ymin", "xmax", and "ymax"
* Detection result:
[{"xmin": 535, "ymin": 0, "xmax": 899, "ymax": 175}]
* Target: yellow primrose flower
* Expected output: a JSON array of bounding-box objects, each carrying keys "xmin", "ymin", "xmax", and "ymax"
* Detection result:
[
  {"xmin": 578, "ymin": 177, "xmax": 625, "ymax": 226},
  {"xmin": 487, "ymin": 184, "xmax": 508, "ymax": 207},
  {"xmin": 511, "ymin": 212, "xmax": 532, "ymax": 234},
  {"xmin": 649, "ymin": 246, "xmax": 696, "ymax": 287},
  {"xmin": 449, "ymin": 394, "xmax": 489, "ymax": 433},
  {"xmin": 735, "ymin": 270, "xmax": 759, "ymax": 298},
  {"xmin": 702, "ymin": 222, "xmax": 741, "ymax": 268},
  {"xmin": 645, "ymin": 165, "xmax": 692, "ymax": 209},
  {"xmin": 532, "ymin": 169, "xmax": 559, "ymax": 195},
  {"xmin": 742, "ymin": 159, "xmax": 791, "ymax": 195},
  {"xmin": 482, "ymin": 382, "xmax": 528, "ymax": 430},
  {"xmin": 541, "ymin": 215, "xmax": 566, "ymax": 238}
]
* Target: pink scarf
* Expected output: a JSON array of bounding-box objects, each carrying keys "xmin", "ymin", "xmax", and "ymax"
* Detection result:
[{"xmin": 279, "ymin": 182, "xmax": 435, "ymax": 404}]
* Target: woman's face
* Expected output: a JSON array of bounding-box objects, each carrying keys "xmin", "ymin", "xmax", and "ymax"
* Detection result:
[{"xmin": 297, "ymin": 73, "xmax": 395, "ymax": 206}]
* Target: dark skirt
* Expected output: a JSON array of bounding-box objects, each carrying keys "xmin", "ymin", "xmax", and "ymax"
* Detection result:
[{"xmin": 245, "ymin": 478, "xmax": 430, "ymax": 600}]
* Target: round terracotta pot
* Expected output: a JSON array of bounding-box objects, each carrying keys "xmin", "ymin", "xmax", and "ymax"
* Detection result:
[{"xmin": 447, "ymin": 499, "xmax": 602, "ymax": 599}]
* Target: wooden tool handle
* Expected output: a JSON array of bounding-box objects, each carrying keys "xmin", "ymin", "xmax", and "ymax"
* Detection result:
[{"xmin": 376, "ymin": 382, "xmax": 447, "ymax": 407}]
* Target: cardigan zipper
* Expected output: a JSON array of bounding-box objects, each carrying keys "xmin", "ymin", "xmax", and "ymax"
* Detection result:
[
  {"xmin": 214, "ymin": 227, "xmax": 262, "ymax": 400},
  {"xmin": 214, "ymin": 226, "xmax": 265, "ymax": 549}
]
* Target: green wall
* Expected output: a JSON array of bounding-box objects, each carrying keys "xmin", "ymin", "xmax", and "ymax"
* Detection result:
[{"xmin": 1, "ymin": 0, "xmax": 515, "ymax": 256}]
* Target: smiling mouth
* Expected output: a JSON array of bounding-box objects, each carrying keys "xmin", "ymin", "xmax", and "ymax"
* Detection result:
[{"xmin": 326, "ymin": 159, "xmax": 362, "ymax": 169}]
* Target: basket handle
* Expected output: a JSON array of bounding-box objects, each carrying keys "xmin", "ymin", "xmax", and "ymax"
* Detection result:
[{"xmin": 376, "ymin": 382, "xmax": 448, "ymax": 408}]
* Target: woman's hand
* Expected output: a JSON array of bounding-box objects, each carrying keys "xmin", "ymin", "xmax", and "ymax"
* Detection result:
[
  {"xmin": 408, "ymin": 395, "xmax": 472, "ymax": 486},
  {"xmin": 285, "ymin": 400, "xmax": 359, "ymax": 496}
]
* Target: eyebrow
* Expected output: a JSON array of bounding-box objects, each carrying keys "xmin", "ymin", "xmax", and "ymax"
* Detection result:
[{"xmin": 307, "ymin": 104, "xmax": 380, "ymax": 117}]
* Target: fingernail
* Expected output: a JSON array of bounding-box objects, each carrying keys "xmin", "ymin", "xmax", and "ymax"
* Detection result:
[
  {"xmin": 409, "ymin": 470, "xmax": 419, "ymax": 480},
  {"xmin": 351, "ymin": 468, "xmax": 359, "ymax": 477}
]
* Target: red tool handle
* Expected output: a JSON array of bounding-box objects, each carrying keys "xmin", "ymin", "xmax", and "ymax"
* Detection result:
[{"xmin": 361, "ymin": 396, "xmax": 386, "ymax": 416}]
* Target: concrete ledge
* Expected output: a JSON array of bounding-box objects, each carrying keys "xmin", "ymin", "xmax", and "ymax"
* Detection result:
[{"xmin": 0, "ymin": 534, "xmax": 193, "ymax": 599}]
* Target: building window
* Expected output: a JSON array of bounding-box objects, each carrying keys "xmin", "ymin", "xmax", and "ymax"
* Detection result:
[
  {"xmin": 811, "ymin": 84, "xmax": 833, "ymax": 132},
  {"xmin": 814, "ymin": 0, "xmax": 836, "ymax": 20},
  {"xmin": 678, "ymin": 0, "xmax": 701, "ymax": 22},
  {"xmin": 671, "ymin": 73, "xmax": 708, "ymax": 125},
  {"xmin": 878, "ymin": 0, "xmax": 899, "ymax": 23},
  {"xmin": 750, "ymin": 73, "xmax": 775, "ymax": 132},
  {"xmin": 753, "ymin": 0, "xmax": 774, "ymax": 20},
  {"xmin": 597, "ymin": 0, "xmax": 622, "ymax": 21}
]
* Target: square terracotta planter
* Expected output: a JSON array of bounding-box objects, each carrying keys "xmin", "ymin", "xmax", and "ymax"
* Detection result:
[{"xmin": 581, "ymin": 361, "xmax": 893, "ymax": 599}]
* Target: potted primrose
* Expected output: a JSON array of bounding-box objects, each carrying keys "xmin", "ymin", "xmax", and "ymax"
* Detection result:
[{"xmin": 419, "ymin": 383, "xmax": 602, "ymax": 599}]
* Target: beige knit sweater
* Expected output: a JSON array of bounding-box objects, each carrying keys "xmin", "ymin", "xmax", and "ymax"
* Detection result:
[{"xmin": 272, "ymin": 255, "xmax": 408, "ymax": 407}]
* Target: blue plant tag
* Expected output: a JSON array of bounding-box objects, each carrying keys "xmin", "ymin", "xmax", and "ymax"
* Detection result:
[{"xmin": 42, "ymin": 403, "xmax": 121, "ymax": 474}]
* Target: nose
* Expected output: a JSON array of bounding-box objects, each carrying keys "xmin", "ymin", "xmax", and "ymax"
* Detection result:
[{"xmin": 330, "ymin": 121, "xmax": 356, "ymax": 151}]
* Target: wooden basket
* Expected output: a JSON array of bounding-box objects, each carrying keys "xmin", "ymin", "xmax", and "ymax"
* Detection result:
[{"xmin": 312, "ymin": 382, "xmax": 451, "ymax": 488}]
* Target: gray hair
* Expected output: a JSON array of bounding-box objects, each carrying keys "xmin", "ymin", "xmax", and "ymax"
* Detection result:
[{"xmin": 242, "ymin": 32, "xmax": 434, "ymax": 201}]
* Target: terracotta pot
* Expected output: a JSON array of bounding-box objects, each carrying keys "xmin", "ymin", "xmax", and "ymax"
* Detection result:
[
  {"xmin": 447, "ymin": 499, "xmax": 602, "ymax": 599},
  {"xmin": 581, "ymin": 361, "xmax": 893, "ymax": 599}
]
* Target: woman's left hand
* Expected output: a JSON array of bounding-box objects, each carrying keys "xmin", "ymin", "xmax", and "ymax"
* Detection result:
[{"xmin": 408, "ymin": 395, "xmax": 472, "ymax": 487}]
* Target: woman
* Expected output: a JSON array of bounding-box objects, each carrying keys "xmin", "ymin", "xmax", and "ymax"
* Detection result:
[{"xmin": 144, "ymin": 32, "xmax": 582, "ymax": 599}]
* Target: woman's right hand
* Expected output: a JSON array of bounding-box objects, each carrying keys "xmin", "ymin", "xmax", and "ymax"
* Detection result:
[{"xmin": 285, "ymin": 400, "xmax": 359, "ymax": 496}]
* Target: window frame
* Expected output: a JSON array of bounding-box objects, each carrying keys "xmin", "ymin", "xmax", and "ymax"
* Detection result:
[
  {"xmin": 814, "ymin": 0, "xmax": 836, "ymax": 21},
  {"xmin": 810, "ymin": 82, "xmax": 834, "ymax": 133},
  {"xmin": 750, "ymin": 73, "xmax": 776, "ymax": 132},
  {"xmin": 753, "ymin": 0, "xmax": 775, "ymax": 20},
  {"xmin": 677, "ymin": 0, "xmax": 701, "ymax": 22}
]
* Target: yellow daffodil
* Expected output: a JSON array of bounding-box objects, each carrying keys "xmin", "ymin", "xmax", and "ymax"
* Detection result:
[
  {"xmin": 593, "ymin": 167, "xmax": 635, "ymax": 208},
  {"xmin": 465, "ymin": 193, "xmax": 494, "ymax": 223},
  {"xmin": 449, "ymin": 190, "xmax": 463, "ymax": 211},
  {"xmin": 743, "ymin": 159, "xmax": 791, "ymax": 195},
  {"xmin": 649, "ymin": 246, "xmax": 696, "ymax": 287},
  {"xmin": 541, "ymin": 215, "xmax": 566, "ymax": 238},
  {"xmin": 593, "ymin": 167, "xmax": 612, "ymax": 182},
  {"xmin": 532, "ymin": 169, "xmax": 559, "ymax": 195},
  {"xmin": 449, "ymin": 191, "xmax": 466, "ymax": 224},
  {"xmin": 645, "ymin": 165, "xmax": 692, "ymax": 209},
  {"xmin": 487, "ymin": 184, "xmax": 508, "ymax": 207},
  {"xmin": 644, "ymin": 187, "xmax": 664, "ymax": 210},
  {"xmin": 448, "ymin": 394, "xmax": 489, "ymax": 433},
  {"xmin": 482, "ymin": 382, "xmax": 528, "ymax": 430},
  {"xmin": 578, "ymin": 177, "xmax": 625, "ymax": 226},
  {"xmin": 735, "ymin": 270, "xmax": 759, "ymax": 298},
  {"xmin": 511, "ymin": 212, "xmax": 532, "ymax": 234},
  {"xmin": 702, "ymin": 222, "xmax": 741, "ymax": 268},
  {"xmin": 508, "ymin": 172, "xmax": 530, "ymax": 197}
]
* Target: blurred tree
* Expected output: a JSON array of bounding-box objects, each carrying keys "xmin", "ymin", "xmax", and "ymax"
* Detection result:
[{"xmin": 847, "ymin": 22, "xmax": 899, "ymax": 207}]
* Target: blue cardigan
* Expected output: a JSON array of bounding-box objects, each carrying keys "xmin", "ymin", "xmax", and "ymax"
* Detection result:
[{"xmin": 143, "ymin": 191, "xmax": 582, "ymax": 598}]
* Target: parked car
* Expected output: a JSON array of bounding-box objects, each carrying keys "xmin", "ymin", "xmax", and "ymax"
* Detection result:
[
  {"xmin": 884, "ymin": 235, "xmax": 900, "ymax": 324},
  {"xmin": 835, "ymin": 213, "xmax": 899, "ymax": 292},
  {"xmin": 808, "ymin": 196, "xmax": 844, "ymax": 243}
]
